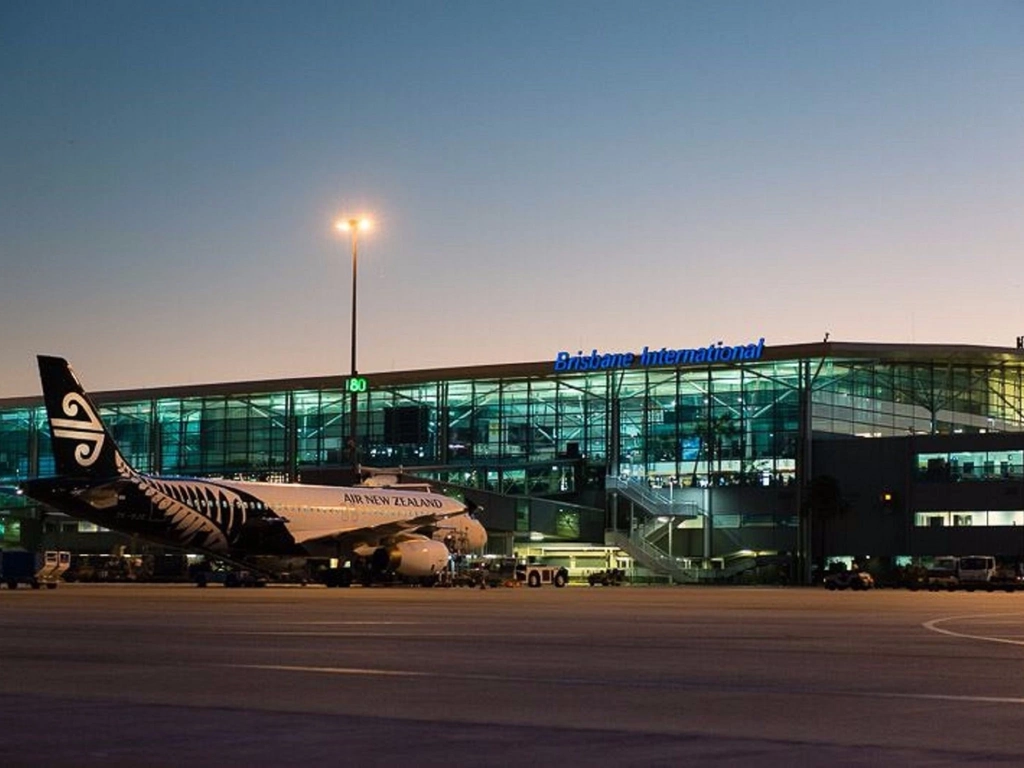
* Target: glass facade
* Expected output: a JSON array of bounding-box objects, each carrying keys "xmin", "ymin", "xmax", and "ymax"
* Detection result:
[
  {"xmin": 2, "ymin": 347, "xmax": 1023, "ymax": 497},
  {"xmin": 914, "ymin": 510, "xmax": 1024, "ymax": 527},
  {"xmin": 916, "ymin": 450, "xmax": 1024, "ymax": 481},
  {"xmin": 812, "ymin": 358, "xmax": 1024, "ymax": 437}
]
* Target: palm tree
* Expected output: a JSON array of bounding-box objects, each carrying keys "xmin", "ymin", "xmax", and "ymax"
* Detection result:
[{"xmin": 686, "ymin": 411, "xmax": 739, "ymax": 486}]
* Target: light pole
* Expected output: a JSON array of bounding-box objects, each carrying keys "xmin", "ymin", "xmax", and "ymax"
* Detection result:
[{"xmin": 335, "ymin": 217, "xmax": 372, "ymax": 470}]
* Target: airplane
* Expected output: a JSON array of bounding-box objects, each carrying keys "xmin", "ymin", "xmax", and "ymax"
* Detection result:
[{"xmin": 20, "ymin": 356, "xmax": 486, "ymax": 585}]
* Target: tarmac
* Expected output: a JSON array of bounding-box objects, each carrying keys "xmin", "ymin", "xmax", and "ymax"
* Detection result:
[{"xmin": 3, "ymin": 583, "xmax": 1024, "ymax": 766}]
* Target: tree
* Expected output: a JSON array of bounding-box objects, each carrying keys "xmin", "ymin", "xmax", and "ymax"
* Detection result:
[{"xmin": 686, "ymin": 411, "xmax": 739, "ymax": 486}]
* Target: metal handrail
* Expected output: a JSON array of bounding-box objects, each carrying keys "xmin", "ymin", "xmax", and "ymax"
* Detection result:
[
  {"xmin": 606, "ymin": 475, "xmax": 702, "ymax": 518},
  {"xmin": 607, "ymin": 476, "xmax": 760, "ymax": 584},
  {"xmin": 606, "ymin": 529, "xmax": 759, "ymax": 584},
  {"xmin": 606, "ymin": 530, "xmax": 699, "ymax": 584}
]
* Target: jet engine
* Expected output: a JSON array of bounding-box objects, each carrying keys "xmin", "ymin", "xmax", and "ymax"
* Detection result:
[
  {"xmin": 371, "ymin": 537, "xmax": 450, "ymax": 577},
  {"xmin": 431, "ymin": 515, "xmax": 487, "ymax": 553}
]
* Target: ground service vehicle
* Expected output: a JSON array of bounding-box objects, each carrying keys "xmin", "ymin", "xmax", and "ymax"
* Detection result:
[
  {"xmin": 955, "ymin": 555, "xmax": 997, "ymax": 590},
  {"xmin": 1, "ymin": 550, "xmax": 39, "ymax": 589},
  {"xmin": 925, "ymin": 556, "xmax": 960, "ymax": 590},
  {"xmin": 922, "ymin": 555, "xmax": 1012, "ymax": 591},
  {"xmin": 588, "ymin": 568, "xmax": 625, "ymax": 586},
  {"xmin": 222, "ymin": 569, "xmax": 269, "ymax": 588},
  {"xmin": 0, "ymin": 550, "xmax": 70, "ymax": 589},
  {"xmin": 471, "ymin": 557, "xmax": 520, "ymax": 588},
  {"xmin": 823, "ymin": 570, "xmax": 874, "ymax": 591},
  {"xmin": 35, "ymin": 550, "xmax": 71, "ymax": 588},
  {"xmin": 516, "ymin": 563, "xmax": 569, "ymax": 588}
]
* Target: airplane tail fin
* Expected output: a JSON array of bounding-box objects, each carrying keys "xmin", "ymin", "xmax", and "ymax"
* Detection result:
[{"xmin": 37, "ymin": 356, "xmax": 126, "ymax": 479}]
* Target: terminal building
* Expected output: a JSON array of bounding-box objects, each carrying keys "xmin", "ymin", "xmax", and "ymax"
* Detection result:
[{"xmin": 2, "ymin": 338, "xmax": 1024, "ymax": 584}]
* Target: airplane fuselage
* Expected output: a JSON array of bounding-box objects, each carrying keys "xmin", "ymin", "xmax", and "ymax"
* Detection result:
[
  {"xmin": 24, "ymin": 355, "xmax": 485, "ymax": 580},
  {"xmin": 24, "ymin": 473, "xmax": 469, "ymax": 560}
]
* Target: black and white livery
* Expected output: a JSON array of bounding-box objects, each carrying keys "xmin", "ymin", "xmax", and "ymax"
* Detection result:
[{"xmin": 22, "ymin": 356, "xmax": 486, "ymax": 580}]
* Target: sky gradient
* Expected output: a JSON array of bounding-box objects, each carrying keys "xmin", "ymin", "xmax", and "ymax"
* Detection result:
[{"xmin": 2, "ymin": 1, "xmax": 1023, "ymax": 396}]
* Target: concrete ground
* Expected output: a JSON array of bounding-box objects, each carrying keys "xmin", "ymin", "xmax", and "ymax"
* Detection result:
[{"xmin": 2, "ymin": 583, "xmax": 1024, "ymax": 766}]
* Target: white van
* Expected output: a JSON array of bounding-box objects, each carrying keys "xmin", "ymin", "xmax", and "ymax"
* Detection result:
[{"xmin": 956, "ymin": 555, "xmax": 996, "ymax": 589}]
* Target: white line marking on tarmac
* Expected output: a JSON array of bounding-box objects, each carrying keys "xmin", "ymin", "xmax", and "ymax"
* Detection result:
[
  {"xmin": 922, "ymin": 613, "xmax": 1024, "ymax": 647},
  {"xmin": 223, "ymin": 664, "xmax": 1024, "ymax": 705},
  {"xmin": 871, "ymin": 692, "xmax": 1024, "ymax": 705},
  {"xmin": 229, "ymin": 632, "xmax": 484, "ymax": 638},
  {"xmin": 223, "ymin": 664, "xmax": 604, "ymax": 687},
  {"xmin": 949, "ymin": 619, "xmax": 1024, "ymax": 625},
  {"xmin": 229, "ymin": 664, "xmax": 432, "ymax": 678},
  {"xmin": 228, "ymin": 631, "xmax": 570, "ymax": 638},
  {"xmin": 276, "ymin": 621, "xmax": 424, "ymax": 626}
]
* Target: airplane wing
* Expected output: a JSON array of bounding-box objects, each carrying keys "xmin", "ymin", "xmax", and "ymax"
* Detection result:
[{"xmin": 296, "ymin": 510, "xmax": 457, "ymax": 550}]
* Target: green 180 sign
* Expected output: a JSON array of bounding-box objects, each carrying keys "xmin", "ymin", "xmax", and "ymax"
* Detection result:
[{"xmin": 346, "ymin": 377, "xmax": 368, "ymax": 393}]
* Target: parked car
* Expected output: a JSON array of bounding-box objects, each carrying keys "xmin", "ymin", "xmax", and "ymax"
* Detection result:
[{"xmin": 824, "ymin": 570, "xmax": 874, "ymax": 591}]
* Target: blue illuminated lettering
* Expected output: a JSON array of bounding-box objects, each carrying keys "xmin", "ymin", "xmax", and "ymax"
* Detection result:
[{"xmin": 552, "ymin": 338, "xmax": 765, "ymax": 372}]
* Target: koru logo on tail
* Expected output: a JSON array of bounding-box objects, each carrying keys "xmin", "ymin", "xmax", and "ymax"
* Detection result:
[{"xmin": 50, "ymin": 393, "xmax": 105, "ymax": 467}]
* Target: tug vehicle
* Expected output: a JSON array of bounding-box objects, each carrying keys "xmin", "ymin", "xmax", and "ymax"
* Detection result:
[{"xmin": 516, "ymin": 563, "xmax": 569, "ymax": 588}]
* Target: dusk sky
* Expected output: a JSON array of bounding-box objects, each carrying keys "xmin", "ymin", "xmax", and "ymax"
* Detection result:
[{"xmin": 2, "ymin": 1, "xmax": 1022, "ymax": 397}]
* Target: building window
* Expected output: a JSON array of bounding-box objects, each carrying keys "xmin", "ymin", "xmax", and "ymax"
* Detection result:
[{"xmin": 914, "ymin": 510, "xmax": 1024, "ymax": 527}]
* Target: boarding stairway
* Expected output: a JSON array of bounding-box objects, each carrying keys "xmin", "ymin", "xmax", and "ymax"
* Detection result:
[
  {"xmin": 605, "ymin": 475, "xmax": 755, "ymax": 584},
  {"xmin": 605, "ymin": 475, "xmax": 701, "ymax": 520},
  {"xmin": 604, "ymin": 530, "xmax": 698, "ymax": 583}
]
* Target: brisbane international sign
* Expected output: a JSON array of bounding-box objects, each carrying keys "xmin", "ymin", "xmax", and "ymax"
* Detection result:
[{"xmin": 553, "ymin": 338, "xmax": 766, "ymax": 373}]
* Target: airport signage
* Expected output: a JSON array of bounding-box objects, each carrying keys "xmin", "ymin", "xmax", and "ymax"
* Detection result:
[
  {"xmin": 346, "ymin": 376, "xmax": 369, "ymax": 393},
  {"xmin": 553, "ymin": 338, "xmax": 765, "ymax": 372}
]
